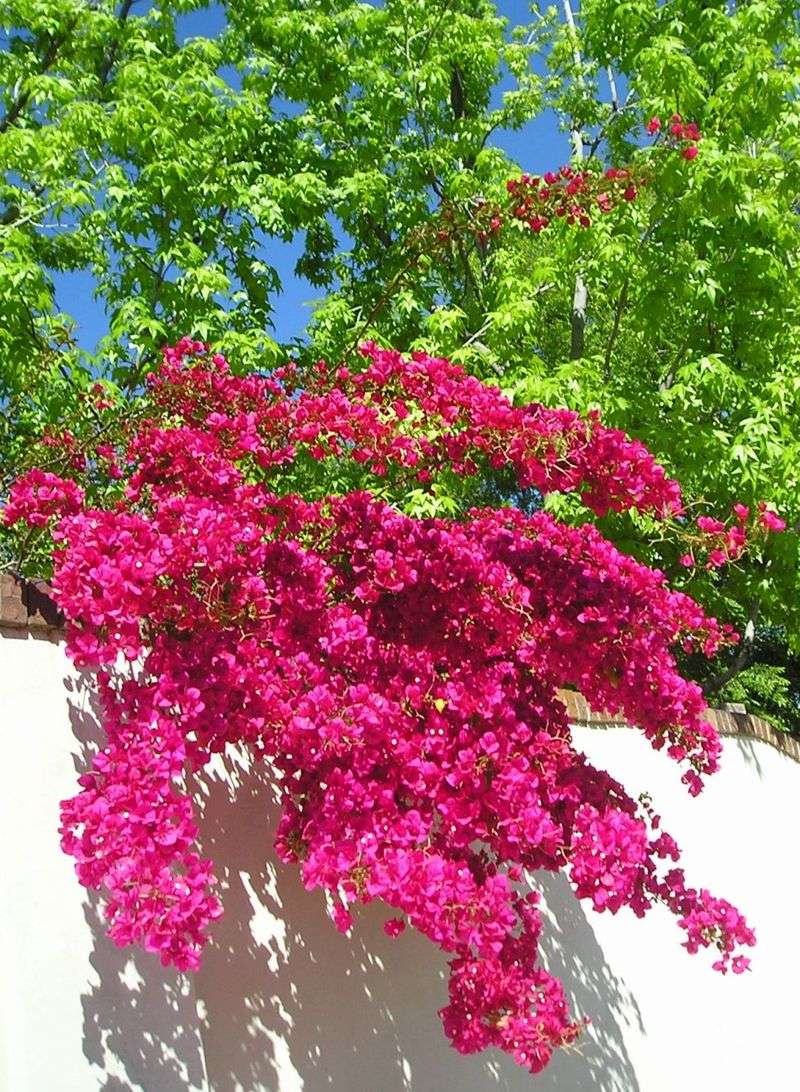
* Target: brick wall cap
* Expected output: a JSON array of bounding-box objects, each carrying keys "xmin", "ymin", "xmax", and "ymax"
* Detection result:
[
  {"xmin": 556, "ymin": 688, "xmax": 800, "ymax": 765},
  {"xmin": 2, "ymin": 575, "xmax": 797, "ymax": 763},
  {"xmin": 0, "ymin": 572, "xmax": 63, "ymax": 633}
]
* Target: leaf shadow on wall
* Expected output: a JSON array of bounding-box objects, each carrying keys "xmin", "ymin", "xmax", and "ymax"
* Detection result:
[
  {"xmin": 66, "ymin": 675, "xmax": 209, "ymax": 1092},
  {"xmin": 532, "ymin": 872, "xmax": 644, "ymax": 1092},
  {"xmin": 192, "ymin": 749, "xmax": 645, "ymax": 1092},
  {"xmin": 734, "ymin": 737, "xmax": 765, "ymax": 780}
]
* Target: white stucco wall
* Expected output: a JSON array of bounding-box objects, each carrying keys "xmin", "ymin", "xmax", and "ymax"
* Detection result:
[
  {"xmin": 0, "ymin": 631, "xmax": 209, "ymax": 1092},
  {"xmin": 3, "ymin": 628, "xmax": 798, "ymax": 1092}
]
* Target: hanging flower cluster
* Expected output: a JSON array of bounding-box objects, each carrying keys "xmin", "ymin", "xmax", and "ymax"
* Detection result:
[
  {"xmin": 505, "ymin": 164, "xmax": 650, "ymax": 233},
  {"xmin": 422, "ymin": 119, "xmax": 703, "ymax": 252},
  {"xmin": 6, "ymin": 339, "xmax": 762, "ymax": 1075},
  {"xmin": 501, "ymin": 118, "xmax": 701, "ymax": 235},
  {"xmin": 646, "ymin": 113, "xmax": 702, "ymax": 160},
  {"xmin": 679, "ymin": 502, "xmax": 786, "ymax": 570}
]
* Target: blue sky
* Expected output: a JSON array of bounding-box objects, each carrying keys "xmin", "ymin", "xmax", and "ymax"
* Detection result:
[{"xmin": 52, "ymin": 1, "xmax": 569, "ymax": 353}]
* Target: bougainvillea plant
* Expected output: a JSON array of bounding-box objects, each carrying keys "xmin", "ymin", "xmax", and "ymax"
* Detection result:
[{"xmin": 6, "ymin": 339, "xmax": 780, "ymax": 1075}]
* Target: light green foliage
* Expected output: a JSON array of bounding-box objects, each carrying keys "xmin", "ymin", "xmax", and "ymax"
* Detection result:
[
  {"xmin": 539, "ymin": 0, "xmax": 800, "ymax": 701},
  {"xmin": 0, "ymin": 0, "xmax": 541, "ymax": 506},
  {"xmin": 0, "ymin": 0, "xmax": 539, "ymax": 463}
]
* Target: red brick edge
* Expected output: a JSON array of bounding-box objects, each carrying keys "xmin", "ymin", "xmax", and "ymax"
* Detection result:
[
  {"xmin": 0, "ymin": 571, "xmax": 63, "ymax": 633},
  {"xmin": 2, "ymin": 573, "xmax": 797, "ymax": 763},
  {"xmin": 557, "ymin": 688, "xmax": 800, "ymax": 765}
]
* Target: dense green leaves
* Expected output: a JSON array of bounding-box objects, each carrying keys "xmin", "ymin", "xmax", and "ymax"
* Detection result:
[{"xmin": 0, "ymin": 0, "xmax": 539, "ymax": 424}]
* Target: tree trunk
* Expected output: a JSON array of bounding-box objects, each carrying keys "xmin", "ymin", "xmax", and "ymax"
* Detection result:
[{"xmin": 562, "ymin": 0, "xmax": 587, "ymax": 359}]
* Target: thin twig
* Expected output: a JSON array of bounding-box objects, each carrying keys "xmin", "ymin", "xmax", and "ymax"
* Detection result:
[
  {"xmin": 98, "ymin": 0, "xmax": 137, "ymax": 87},
  {"xmin": 603, "ymin": 278, "xmax": 628, "ymax": 379},
  {"xmin": 0, "ymin": 18, "xmax": 78, "ymax": 133}
]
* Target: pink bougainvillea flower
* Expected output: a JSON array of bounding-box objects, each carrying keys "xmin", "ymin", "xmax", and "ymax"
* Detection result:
[{"xmin": 5, "ymin": 339, "xmax": 759, "ymax": 1075}]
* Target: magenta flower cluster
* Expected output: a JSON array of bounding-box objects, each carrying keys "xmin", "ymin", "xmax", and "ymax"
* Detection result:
[
  {"xmin": 504, "ymin": 119, "xmax": 701, "ymax": 234},
  {"xmin": 5, "ymin": 340, "xmax": 758, "ymax": 1074},
  {"xmin": 679, "ymin": 502, "xmax": 786, "ymax": 570}
]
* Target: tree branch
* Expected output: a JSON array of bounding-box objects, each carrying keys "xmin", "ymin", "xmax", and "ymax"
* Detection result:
[
  {"xmin": 603, "ymin": 278, "xmax": 628, "ymax": 379},
  {"xmin": 98, "ymin": 0, "xmax": 137, "ymax": 87},
  {"xmin": 703, "ymin": 600, "xmax": 760, "ymax": 696},
  {"xmin": 0, "ymin": 20, "xmax": 77, "ymax": 134},
  {"xmin": 561, "ymin": 0, "xmax": 587, "ymax": 360}
]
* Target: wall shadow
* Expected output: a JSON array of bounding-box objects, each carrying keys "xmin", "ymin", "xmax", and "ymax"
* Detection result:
[
  {"xmin": 65, "ymin": 672, "xmax": 643, "ymax": 1092},
  {"xmin": 531, "ymin": 873, "xmax": 643, "ymax": 1092},
  {"xmin": 66, "ymin": 673, "xmax": 209, "ymax": 1092},
  {"xmin": 733, "ymin": 737, "xmax": 765, "ymax": 779},
  {"xmin": 193, "ymin": 752, "xmax": 643, "ymax": 1092}
]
